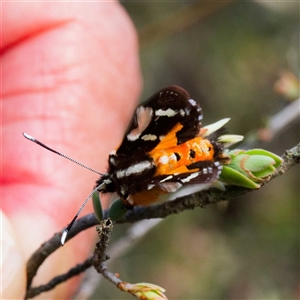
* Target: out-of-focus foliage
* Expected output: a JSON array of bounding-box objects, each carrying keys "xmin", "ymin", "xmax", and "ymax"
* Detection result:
[
  {"xmin": 93, "ymin": 2, "xmax": 299, "ymax": 299},
  {"xmin": 274, "ymin": 71, "xmax": 300, "ymax": 100}
]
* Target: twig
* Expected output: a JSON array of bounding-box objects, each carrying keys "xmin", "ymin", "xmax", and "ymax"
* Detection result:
[
  {"xmin": 25, "ymin": 213, "xmax": 99, "ymax": 292},
  {"xmin": 92, "ymin": 219, "xmax": 113, "ymax": 271},
  {"xmin": 91, "ymin": 220, "xmax": 123, "ymax": 291},
  {"xmin": 25, "ymin": 257, "xmax": 93, "ymax": 299},
  {"xmin": 268, "ymin": 98, "xmax": 300, "ymax": 137},
  {"xmin": 25, "ymin": 143, "xmax": 300, "ymax": 299},
  {"xmin": 72, "ymin": 219, "xmax": 162, "ymax": 299},
  {"xmin": 96, "ymin": 265, "xmax": 122, "ymax": 287},
  {"xmin": 270, "ymin": 143, "xmax": 300, "ymax": 177}
]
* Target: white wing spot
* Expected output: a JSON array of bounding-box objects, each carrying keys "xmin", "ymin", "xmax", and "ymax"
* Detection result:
[
  {"xmin": 155, "ymin": 108, "xmax": 177, "ymax": 117},
  {"xmin": 216, "ymin": 163, "xmax": 223, "ymax": 176},
  {"xmin": 127, "ymin": 195, "xmax": 134, "ymax": 205},
  {"xmin": 116, "ymin": 161, "xmax": 153, "ymax": 178},
  {"xmin": 181, "ymin": 172, "xmax": 200, "ymax": 183},
  {"xmin": 109, "ymin": 157, "xmax": 115, "ymax": 165},
  {"xmin": 184, "ymin": 107, "xmax": 191, "ymax": 116},
  {"xmin": 141, "ymin": 134, "xmax": 157, "ymax": 141},
  {"xmin": 127, "ymin": 106, "xmax": 153, "ymax": 141},
  {"xmin": 104, "ymin": 179, "xmax": 112, "ymax": 185},
  {"xmin": 147, "ymin": 184, "xmax": 155, "ymax": 190},
  {"xmin": 159, "ymin": 155, "xmax": 169, "ymax": 165},
  {"xmin": 160, "ymin": 175, "xmax": 173, "ymax": 183},
  {"xmin": 120, "ymin": 186, "xmax": 126, "ymax": 196},
  {"xmin": 188, "ymin": 99, "xmax": 197, "ymax": 106}
]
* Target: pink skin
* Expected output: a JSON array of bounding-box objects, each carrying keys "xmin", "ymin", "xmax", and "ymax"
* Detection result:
[{"xmin": 1, "ymin": 2, "xmax": 141, "ymax": 298}]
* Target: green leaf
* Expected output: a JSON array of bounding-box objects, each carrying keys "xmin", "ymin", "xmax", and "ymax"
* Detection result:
[
  {"xmin": 252, "ymin": 165, "xmax": 276, "ymax": 178},
  {"xmin": 228, "ymin": 154, "xmax": 248, "ymax": 171},
  {"xmin": 92, "ymin": 191, "xmax": 103, "ymax": 222},
  {"xmin": 219, "ymin": 148, "xmax": 282, "ymax": 188},
  {"xmin": 220, "ymin": 166, "xmax": 260, "ymax": 189},
  {"xmin": 108, "ymin": 199, "xmax": 127, "ymax": 221},
  {"xmin": 244, "ymin": 155, "xmax": 275, "ymax": 172},
  {"xmin": 244, "ymin": 149, "xmax": 283, "ymax": 168}
]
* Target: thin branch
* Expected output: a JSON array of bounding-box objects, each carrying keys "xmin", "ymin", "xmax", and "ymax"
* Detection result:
[
  {"xmin": 25, "ymin": 220, "xmax": 114, "ymax": 299},
  {"xmin": 72, "ymin": 219, "xmax": 162, "ymax": 299},
  {"xmin": 25, "ymin": 257, "xmax": 93, "ymax": 299},
  {"xmin": 91, "ymin": 219, "xmax": 123, "ymax": 291},
  {"xmin": 25, "ymin": 143, "xmax": 300, "ymax": 298},
  {"xmin": 268, "ymin": 98, "xmax": 300, "ymax": 137},
  {"xmin": 25, "ymin": 213, "xmax": 99, "ymax": 291},
  {"xmin": 92, "ymin": 223, "xmax": 166, "ymax": 299},
  {"xmin": 92, "ymin": 219, "xmax": 113, "ymax": 271},
  {"xmin": 270, "ymin": 143, "xmax": 300, "ymax": 177},
  {"xmin": 96, "ymin": 264, "xmax": 122, "ymax": 287}
]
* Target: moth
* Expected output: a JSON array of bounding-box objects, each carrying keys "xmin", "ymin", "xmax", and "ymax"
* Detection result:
[
  {"xmin": 95, "ymin": 85, "xmax": 234, "ymax": 206},
  {"xmin": 24, "ymin": 85, "xmax": 242, "ymax": 244}
]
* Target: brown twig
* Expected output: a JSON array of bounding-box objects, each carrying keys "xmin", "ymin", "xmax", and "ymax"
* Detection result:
[
  {"xmin": 25, "ymin": 257, "xmax": 93, "ymax": 299},
  {"xmin": 91, "ymin": 220, "xmax": 124, "ymax": 291},
  {"xmin": 25, "ymin": 213, "xmax": 99, "ymax": 292},
  {"xmin": 92, "ymin": 222, "xmax": 167, "ymax": 299},
  {"xmin": 92, "ymin": 219, "xmax": 113, "ymax": 271},
  {"xmin": 72, "ymin": 219, "xmax": 162, "ymax": 299}
]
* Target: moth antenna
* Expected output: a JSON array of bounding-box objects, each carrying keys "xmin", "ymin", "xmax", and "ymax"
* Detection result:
[
  {"xmin": 23, "ymin": 132, "xmax": 103, "ymax": 175},
  {"xmin": 61, "ymin": 182, "xmax": 106, "ymax": 246}
]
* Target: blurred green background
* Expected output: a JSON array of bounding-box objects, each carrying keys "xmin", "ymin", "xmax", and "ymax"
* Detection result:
[{"xmin": 93, "ymin": 2, "xmax": 299, "ymax": 299}]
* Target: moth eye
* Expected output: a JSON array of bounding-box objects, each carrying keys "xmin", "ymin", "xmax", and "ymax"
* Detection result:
[
  {"xmin": 189, "ymin": 149, "xmax": 196, "ymax": 159},
  {"xmin": 174, "ymin": 152, "xmax": 181, "ymax": 161},
  {"xmin": 208, "ymin": 146, "xmax": 212, "ymax": 151}
]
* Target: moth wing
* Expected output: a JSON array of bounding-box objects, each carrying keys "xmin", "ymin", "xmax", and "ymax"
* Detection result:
[
  {"xmin": 116, "ymin": 85, "xmax": 203, "ymax": 154},
  {"xmin": 154, "ymin": 160, "xmax": 222, "ymax": 191},
  {"xmin": 125, "ymin": 161, "xmax": 221, "ymax": 206}
]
